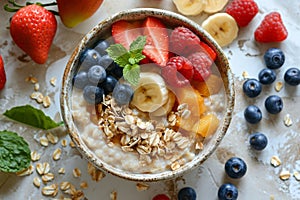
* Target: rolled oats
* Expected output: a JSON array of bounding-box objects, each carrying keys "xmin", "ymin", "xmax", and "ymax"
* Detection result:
[
  {"xmin": 136, "ymin": 182, "xmax": 149, "ymax": 191},
  {"xmin": 73, "ymin": 168, "xmax": 81, "ymax": 178},
  {"xmin": 40, "ymin": 136, "xmax": 49, "ymax": 147},
  {"xmin": 170, "ymin": 161, "xmax": 181, "ymax": 171},
  {"xmin": 270, "ymin": 156, "xmax": 281, "ymax": 167},
  {"xmin": 42, "ymin": 184, "xmax": 58, "ymax": 197},
  {"xmin": 242, "ymin": 71, "xmax": 249, "ymax": 79},
  {"xmin": 47, "ymin": 132, "xmax": 59, "ymax": 144},
  {"xmin": 80, "ymin": 181, "xmax": 88, "ymax": 189},
  {"xmin": 61, "ymin": 139, "xmax": 67, "ymax": 147},
  {"xmin": 16, "ymin": 165, "xmax": 34, "ymax": 176},
  {"xmin": 33, "ymin": 177, "xmax": 41, "ymax": 188},
  {"xmin": 36, "ymin": 162, "xmax": 50, "ymax": 175},
  {"xmin": 31, "ymin": 151, "xmax": 41, "ymax": 162},
  {"xmin": 279, "ymin": 169, "xmax": 290, "ymax": 180},
  {"xmin": 293, "ymin": 171, "xmax": 300, "ymax": 181},
  {"xmin": 43, "ymin": 95, "xmax": 51, "ymax": 108},
  {"xmin": 34, "ymin": 83, "xmax": 40, "ymax": 91},
  {"xmin": 275, "ymin": 81, "xmax": 283, "ymax": 92},
  {"xmin": 283, "ymin": 114, "xmax": 293, "ymax": 127},
  {"xmin": 87, "ymin": 162, "xmax": 105, "ymax": 182},
  {"xmin": 50, "ymin": 77, "xmax": 57, "ymax": 87},
  {"xmin": 53, "ymin": 148, "xmax": 62, "ymax": 161},
  {"xmin": 58, "ymin": 167, "xmax": 65, "ymax": 174},
  {"xmin": 110, "ymin": 191, "xmax": 117, "ymax": 200},
  {"xmin": 60, "ymin": 181, "xmax": 71, "ymax": 191},
  {"xmin": 42, "ymin": 173, "xmax": 55, "ymax": 183}
]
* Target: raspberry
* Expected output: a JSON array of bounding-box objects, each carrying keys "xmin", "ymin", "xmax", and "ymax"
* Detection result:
[
  {"xmin": 170, "ymin": 26, "xmax": 201, "ymax": 56},
  {"xmin": 188, "ymin": 52, "xmax": 212, "ymax": 82},
  {"xmin": 152, "ymin": 194, "xmax": 170, "ymax": 200},
  {"xmin": 254, "ymin": 12, "xmax": 288, "ymax": 43},
  {"xmin": 225, "ymin": 0, "xmax": 259, "ymax": 27},
  {"xmin": 168, "ymin": 56, "xmax": 194, "ymax": 80},
  {"xmin": 161, "ymin": 62, "xmax": 190, "ymax": 88}
]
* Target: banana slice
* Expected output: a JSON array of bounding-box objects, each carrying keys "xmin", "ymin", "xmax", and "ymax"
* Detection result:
[
  {"xmin": 204, "ymin": 0, "xmax": 229, "ymax": 13},
  {"xmin": 172, "ymin": 0, "xmax": 206, "ymax": 16},
  {"xmin": 131, "ymin": 72, "xmax": 168, "ymax": 113},
  {"xmin": 202, "ymin": 13, "xmax": 239, "ymax": 47},
  {"xmin": 150, "ymin": 91, "xmax": 176, "ymax": 117}
]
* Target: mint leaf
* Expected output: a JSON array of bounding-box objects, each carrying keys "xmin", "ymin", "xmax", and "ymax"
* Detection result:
[
  {"xmin": 3, "ymin": 105, "xmax": 62, "ymax": 130},
  {"xmin": 106, "ymin": 44, "xmax": 130, "ymax": 67},
  {"xmin": 0, "ymin": 130, "xmax": 31, "ymax": 173},
  {"xmin": 129, "ymin": 36, "xmax": 146, "ymax": 53},
  {"xmin": 123, "ymin": 64, "xmax": 140, "ymax": 86}
]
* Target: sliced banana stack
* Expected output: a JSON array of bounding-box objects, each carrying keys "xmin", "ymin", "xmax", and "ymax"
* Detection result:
[
  {"xmin": 150, "ymin": 91, "xmax": 176, "ymax": 117},
  {"xmin": 203, "ymin": 0, "xmax": 229, "ymax": 13},
  {"xmin": 172, "ymin": 0, "xmax": 206, "ymax": 16},
  {"xmin": 202, "ymin": 13, "xmax": 239, "ymax": 47},
  {"xmin": 131, "ymin": 72, "xmax": 169, "ymax": 113}
]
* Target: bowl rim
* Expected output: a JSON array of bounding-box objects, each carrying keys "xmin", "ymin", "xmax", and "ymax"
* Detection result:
[{"xmin": 60, "ymin": 7, "xmax": 235, "ymax": 182}]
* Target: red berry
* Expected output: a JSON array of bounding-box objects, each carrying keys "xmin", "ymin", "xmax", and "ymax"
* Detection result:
[
  {"xmin": 152, "ymin": 194, "xmax": 170, "ymax": 200},
  {"xmin": 161, "ymin": 62, "xmax": 190, "ymax": 88},
  {"xmin": 0, "ymin": 55, "xmax": 6, "ymax": 90},
  {"xmin": 199, "ymin": 42, "xmax": 217, "ymax": 61},
  {"xmin": 254, "ymin": 12, "xmax": 288, "ymax": 43},
  {"xmin": 170, "ymin": 26, "xmax": 201, "ymax": 56},
  {"xmin": 168, "ymin": 56, "xmax": 194, "ymax": 80},
  {"xmin": 225, "ymin": 0, "xmax": 259, "ymax": 27},
  {"xmin": 188, "ymin": 52, "xmax": 213, "ymax": 81}
]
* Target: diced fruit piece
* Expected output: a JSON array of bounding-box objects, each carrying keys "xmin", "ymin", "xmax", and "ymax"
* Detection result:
[
  {"xmin": 258, "ymin": 68, "xmax": 276, "ymax": 85},
  {"xmin": 264, "ymin": 95, "xmax": 283, "ymax": 114},
  {"xmin": 202, "ymin": 13, "xmax": 238, "ymax": 47},
  {"xmin": 57, "ymin": 0, "xmax": 103, "ymax": 28},
  {"xmin": 100, "ymin": 75, "xmax": 118, "ymax": 94},
  {"xmin": 188, "ymin": 52, "xmax": 213, "ymax": 81},
  {"xmin": 177, "ymin": 116, "xmax": 199, "ymax": 134},
  {"xmin": 152, "ymin": 194, "xmax": 170, "ymax": 200},
  {"xmin": 225, "ymin": 0, "xmax": 259, "ymax": 27},
  {"xmin": 172, "ymin": 0, "xmax": 206, "ymax": 16},
  {"xmin": 80, "ymin": 49, "xmax": 102, "ymax": 70},
  {"xmin": 161, "ymin": 63, "xmax": 190, "ymax": 88},
  {"xmin": 192, "ymin": 74, "xmax": 223, "ymax": 97},
  {"xmin": 88, "ymin": 65, "xmax": 107, "ymax": 84},
  {"xmin": 263, "ymin": 48, "xmax": 285, "ymax": 69},
  {"xmin": 192, "ymin": 113, "xmax": 219, "ymax": 137},
  {"xmin": 284, "ymin": 68, "xmax": 300, "ymax": 86},
  {"xmin": 83, "ymin": 85, "xmax": 104, "ymax": 104},
  {"xmin": 143, "ymin": 17, "xmax": 169, "ymax": 66},
  {"xmin": 254, "ymin": 12, "xmax": 288, "ymax": 43},
  {"xmin": 170, "ymin": 26, "xmax": 201, "ymax": 56},
  {"xmin": 112, "ymin": 83, "xmax": 134, "ymax": 105},
  {"xmin": 0, "ymin": 55, "xmax": 6, "ymax": 90},
  {"xmin": 218, "ymin": 183, "xmax": 238, "ymax": 200},
  {"xmin": 73, "ymin": 71, "xmax": 89, "ymax": 89},
  {"xmin": 199, "ymin": 42, "xmax": 217, "ymax": 61},
  {"xmin": 111, "ymin": 20, "xmax": 143, "ymax": 50},
  {"xmin": 242, "ymin": 78, "xmax": 262, "ymax": 98},
  {"xmin": 225, "ymin": 157, "xmax": 247, "ymax": 179},
  {"xmin": 249, "ymin": 132, "xmax": 268, "ymax": 150},
  {"xmin": 204, "ymin": 0, "xmax": 229, "ymax": 14},
  {"xmin": 244, "ymin": 105, "xmax": 262, "ymax": 124},
  {"xmin": 10, "ymin": 4, "xmax": 57, "ymax": 64},
  {"xmin": 178, "ymin": 187, "xmax": 197, "ymax": 200}
]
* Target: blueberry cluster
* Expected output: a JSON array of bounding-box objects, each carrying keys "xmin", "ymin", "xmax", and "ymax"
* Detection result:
[{"xmin": 73, "ymin": 40, "xmax": 133, "ymax": 105}]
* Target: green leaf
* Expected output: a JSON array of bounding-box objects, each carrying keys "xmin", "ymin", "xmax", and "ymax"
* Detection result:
[
  {"xmin": 106, "ymin": 44, "xmax": 130, "ymax": 67},
  {"xmin": 0, "ymin": 130, "xmax": 31, "ymax": 173},
  {"xmin": 129, "ymin": 36, "xmax": 146, "ymax": 53},
  {"xmin": 123, "ymin": 64, "xmax": 140, "ymax": 85},
  {"xmin": 3, "ymin": 105, "xmax": 61, "ymax": 130}
]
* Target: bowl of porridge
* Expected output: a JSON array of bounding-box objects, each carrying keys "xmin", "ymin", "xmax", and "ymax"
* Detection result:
[{"xmin": 61, "ymin": 8, "xmax": 235, "ymax": 181}]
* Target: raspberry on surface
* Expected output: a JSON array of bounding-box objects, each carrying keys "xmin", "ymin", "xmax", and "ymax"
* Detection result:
[
  {"xmin": 188, "ymin": 52, "xmax": 213, "ymax": 82},
  {"xmin": 168, "ymin": 56, "xmax": 194, "ymax": 80}
]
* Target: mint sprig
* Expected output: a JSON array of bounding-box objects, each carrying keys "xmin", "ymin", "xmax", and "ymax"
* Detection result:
[{"xmin": 106, "ymin": 36, "xmax": 146, "ymax": 85}]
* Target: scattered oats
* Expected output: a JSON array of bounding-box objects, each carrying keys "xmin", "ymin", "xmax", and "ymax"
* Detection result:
[
  {"xmin": 279, "ymin": 169, "xmax": 291, "ymax": 181},
  {"xmin": 26, "ymin": 76, "xmax": 38, "ymax": 84},
  {"xmin": 36, "ymin": 162, "xmax": 50, "ymax": 175},
  {"xmin": 242, "ymin": 71, "xmax": 249, "ymax": 79},
  {"xmin": 170, "ymin": 161, "xmax": 181, "ymax": 171},
  {"xmin": 50, "ymin": 77, "xmax": 57, "ymax": 87},
  {"xmin": 40, "ymin": 136, "xmax": 49, "ymax": 147},
  {"xmin": 46, "ymin": 132, "xmax": 59, "ymax": 144},
  {"xmin": 60, "ymin": 181, "xmax": 71, "ymax": 191},
  {"xmin": 33, "ymin": 177, "xmax": 41, "ymax": 188},
  {"xmin": 30, "ymin": 92, "xmax": 44, "ymax": 103},
  {"xmin": 80, "ymin": 181, "xmax": 88, "ymax": 189},
  {"xmin": 136, "ymin": 182, "xmax": 149, "ymax": 191},
  {"xmin": 31, "ymin": 151, "xmax": 41, "ymax": 162},
  {"xmin": 58, "ymin": 168, "xmax": 65, "ymax": 174},
  {"xmin": 61, "ymin": 139, "xmax": 67, "ymax": 147},
  {"xmin": 110, "ymin": 191, "xmax": 117, "ymax": 200},
  {"xmin": 283, "ymin": 114, "xmax": 293, "ymax": 127},
  {"xmin": 42, "ymin": 184, "xmax": 58, "ymax": 197},
  {"xmin": 43, "ymin": 95, "xmax": 51, "ymax": 108},
  {"xmin": 53, "ymin": 148, "xmax": 62, "ymax": 161},
  {"xmin": 275, "ymin": 81, "xmax": 283, "ymax": 92},
  {"xmin": 69, "ymin": 140, "xmax": 76, "ymax": 148},
  {"xmin": 73, "ymin": 168, "xmax": 81, "ymax": 178},
  {"xmin": 87, "ymin": 162, "xmax": 105, "ymax": 182},
  {"xmin": 293, "ymin": 171, "xmax": 300, "ymax": 181},
  {"xmin": 195, "ymin": 141, "xmax": 204, "ymax": 150},
  {"xmin": 63, "ymin": 184, "xmax": 77, "ymax": 196},
  {"xmin": 16, "ymin": 165, "xmax": 34, "ymax": 176},
  {"xmin": 42, "ymin": 173, "xmax": 55, "ymax": 183},
  {"xmin": 34, "ymin": 83, "xmax": 40, "ymax": 91},
  {"xmin": 270, "ymin": 156, "xmax": 281, "ymax": 167}
]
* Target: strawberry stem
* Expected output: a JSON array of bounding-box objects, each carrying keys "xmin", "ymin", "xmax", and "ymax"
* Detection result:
[{"xmin": 4, "ymin": 0, "xmax": 57, "ymax": 13}]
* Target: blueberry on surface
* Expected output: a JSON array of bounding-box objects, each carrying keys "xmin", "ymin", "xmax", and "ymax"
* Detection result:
[
  {"xmin": 265, "ymin": 95, "xmax": 283, "ymax": 114},
  {"xmin": 87, "ymin": 65, "xmax": 107, "ymax": 84},
  {"xmin": 112, "ymin": 83, "xmax": 134, "ymax": 105},
  {"xmin": 73, "ymin": 71, "xmax": 89, "ymax": 89},
  {"xmin": 94, "ymin": 40, "xmax": 110, "ymax": 56},
  {"xmin": 178, "ymin": 187, "xmax": 197, "ymax": 200},
  {"xmin": 249, "ymin": 132, "xmax": 268, "ymax": 150},
  {"xmin": 218, "ymin": 183, "xmax": 238, "ymax": 200},
  {"xmin": 284, "ymin": 67, "xmax": 300, "ymax": 86},
  {"xmin": 258, "ymin": 68, "xmax": 276, "ymax": 85},
  {"xmin": 99, "ymin": 54, "xmax": 114, "ymax": 68},
  {"xmin": 80, "ymin": 49, "xmax": 101, "ymax": 70},
  {"xmin": 83, "ymin": 85, "xmax": 104, "ymax": 104},
  {"xmin": 244, "ymin": 105, "xmax": 262, "ymax": 124},
  {"xmin": 243, "ymin": 79, "xmax": 262, "ymax": 98},
  {"xmin": 100, "ymin": 75, "xmax": 118, "ymax": 94},
  {"xmin": 264, "ymin": 48, "xmax": 285, "ymax": 69},
  {"xmin": 225, "ymin": 157, "xmax": 247, "ymax": 179}
]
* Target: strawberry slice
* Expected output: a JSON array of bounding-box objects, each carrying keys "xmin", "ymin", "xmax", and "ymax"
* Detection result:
[
  {"xmin": 200, "ymin": 42, "xmax": 217, "ymax": 61},
  {"xmin": 143, "ymin": 17, "xmax": 169, "ymax": 66},
  {"xmin": 111, "ymin": 20, "xmax": 143, "ymax": 50},
  {"xmin": 0, "ymin": 55, "xmax": 6, "ymax": 90}
]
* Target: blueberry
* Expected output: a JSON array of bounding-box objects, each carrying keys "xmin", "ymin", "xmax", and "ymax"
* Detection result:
[
  {"xmin": 100, "ymin": 75, "xmax": 118, "ymax": 94},
  {"xmin": 244, "ymin": 105, "xmax": 262, "ymax": 124},
  {"xmin": 264, "ymin": 48, "xmax": 285, "ymax": 69},
  {"xmin": 109, "ymin": 63, "xmax": 123, "ymax": 79},
  {"xmin": 87, "ymin": 65, "xmax": 107, "ymax": 84},
  {"xmin": 178, "ymin": 187, "xmax": 196, "ymax": 200},
  {"xmin": 284, "ymin": 67, "xmax": 300, "ymax": 86},
  {"xmin": 94, "ymin": 40, "xmax": 110, "ymax": 56},
  {"xmin": 80, "ymin": 49, "xmax": 101, "ymax": 70},
  {"xmin": 265, "ymin": 95, "xmax": 283, "ymax": 114},
  {"xmin": 242, "ymin": 79, "xmax": 262, "ymax": 98},
  {"xmin": 225, "ymin": 157, "xmax": 247, "ymax": 179},
  {"xmin": 218, "ymin": 183, "xmax": 238, "ymax": 200},
  {"xmin": 99, "ymin": 54, "xmax": 114, "ymax": 69},
  {"xmin": 83, "ymin": 85, "xmax": 104, "ymax": 104},
  {"xmin": 258, "ymin": 68, "xmax": 276, "ymax": 85},
  {"xmin": 73, "ymin": 71, "xmax": 89, "ymax": 89},
  {"xmin": 249, "ymin": 132, "xmax": 268, "ymax": 150},
  {"xmin": 112, "ymin": 83, "xmax": 134, "ymax": 105}
]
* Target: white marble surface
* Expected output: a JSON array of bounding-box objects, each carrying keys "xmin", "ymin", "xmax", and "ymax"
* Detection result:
[{"xmin": 0, "ymin": 0, "xmax": 300, "ymax": 199}]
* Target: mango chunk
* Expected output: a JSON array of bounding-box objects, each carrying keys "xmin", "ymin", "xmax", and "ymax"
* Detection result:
[
  {"xmin": 193, "ymin": 113, "xmax": 219, "ymax": 137},
  {"xmin": 192, "ymin": 74, "xmax": 223, "ymax": 97}
]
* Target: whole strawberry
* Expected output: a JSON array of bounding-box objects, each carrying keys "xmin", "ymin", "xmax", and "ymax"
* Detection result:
[
  {"xmin": 254, "ymin": 12, "xmax": 288, "ymax": 43},
  {"xmin": 225, "ymin": 0, "xmax": 259, "ymax": 27},
  {"xmin": 0, "ymin": 55, "xmax": 6, "ymax": 90},
  {"xmin": 10, "ymin": 4, "xmax": 57, "ymax": 64}
]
